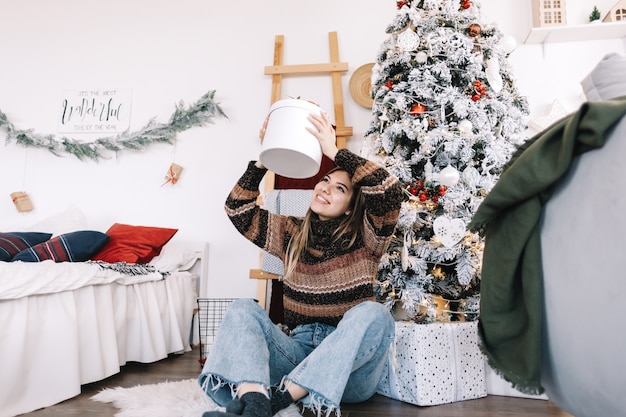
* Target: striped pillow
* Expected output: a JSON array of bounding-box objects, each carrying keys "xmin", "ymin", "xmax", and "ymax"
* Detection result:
[
  {"xmin": 0, "ymin": 232, "xmax": 52, "ymax": 261},
  {"xmin": 12, "ymin": 230, "xmax": 109, "ymax": 262}
]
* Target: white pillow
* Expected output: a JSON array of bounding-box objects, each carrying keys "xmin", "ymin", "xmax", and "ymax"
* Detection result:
[
  {"xmin": 149, "ymin": 240, "xmax": 203, "ymax": 272},
  {"xmin": 581, "ymin": 53, "xmax": 626, "ymax": 101},
  {"xmin": 27, "ymin": 205, "xmax": 88, "ymax": 236}
]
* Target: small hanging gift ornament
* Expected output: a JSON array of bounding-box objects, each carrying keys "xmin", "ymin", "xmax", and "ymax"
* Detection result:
[
  {"xmin": 10, "ymin": 191, "xmax": 33, "ymax": 212},
  {"xmin": 162, "ymin": 163, "xmax": 183, "ymax": 186}
]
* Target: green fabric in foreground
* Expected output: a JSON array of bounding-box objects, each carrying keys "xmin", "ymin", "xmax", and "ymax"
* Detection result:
[{"xmin": 468, "ymin": 96, "xmax": 626, "ymax": 394}]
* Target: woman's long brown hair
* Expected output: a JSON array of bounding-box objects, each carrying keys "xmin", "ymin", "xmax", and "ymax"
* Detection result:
[{"xmin": 283, "ymin": 167, "xmax": 366, "ymax": 280}]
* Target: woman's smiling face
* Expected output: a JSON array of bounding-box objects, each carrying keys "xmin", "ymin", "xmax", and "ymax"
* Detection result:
[{"xmin": 310, "ymin": 169, "xmax": 354, "ymax": 220}]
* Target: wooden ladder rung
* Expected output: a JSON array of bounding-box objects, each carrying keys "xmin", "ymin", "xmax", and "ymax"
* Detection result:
[{"xmin": 264, "ymin": 62, "xmax": 349, "ymax": 75}]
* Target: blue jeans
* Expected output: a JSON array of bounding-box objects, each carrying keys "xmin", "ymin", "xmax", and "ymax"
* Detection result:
[{"xmin": 198, "ymin": 298, "xmax": 394, "ymax": 416}]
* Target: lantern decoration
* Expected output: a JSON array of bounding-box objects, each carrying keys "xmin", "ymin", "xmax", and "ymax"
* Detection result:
[{"xmin": 467, "ymin": 23, "xmax": 481, "ymax": 37}]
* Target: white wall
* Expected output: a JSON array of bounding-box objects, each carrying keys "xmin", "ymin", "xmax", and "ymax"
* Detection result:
[{"xmin": 0, "ymin": 0, "xmax": 623, "ymax": 298}]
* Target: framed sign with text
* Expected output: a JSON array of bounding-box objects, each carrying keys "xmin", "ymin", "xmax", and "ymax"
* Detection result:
[{"xmin": 58, "ymin": 88, "xmax": 133, "ymax": 133}]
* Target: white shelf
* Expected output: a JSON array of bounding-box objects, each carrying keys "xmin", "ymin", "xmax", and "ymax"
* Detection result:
[{"xmin": 525, "ymin": 21, "xmax": 626, "ymax": 44}]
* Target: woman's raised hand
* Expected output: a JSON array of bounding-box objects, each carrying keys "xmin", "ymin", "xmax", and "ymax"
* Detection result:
[
  {"xmin": 258, "ymin": 116, "xmax": 269, "ymax": 142},
  {"xmin": 255, "ymin": 117, "xmax": 270, "ymax": 169},
  {"xmin": 307, "ymin": 112, "xmax": 338, "ymax": 161}
]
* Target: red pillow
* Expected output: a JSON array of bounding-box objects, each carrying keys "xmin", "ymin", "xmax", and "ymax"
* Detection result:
[{"xmin": 92, "ymin": 223, "xmax": 178, "ymax": 264}]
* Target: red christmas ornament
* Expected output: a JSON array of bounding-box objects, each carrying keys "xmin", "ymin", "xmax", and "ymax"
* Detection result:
[
  {"xmin": 467, "ymin": 24, "xmax": 481, "ymax": 37},
  {"xmin": 439, "ymin": 186, "xmax": 447, "ymax": 196},
  {"xmin": 461, "ymin": 0, "xmax": 471, "ymax": 9},
  {"xmin": 409, "ymin": 186, "xmax": 419, "ymax": 195},
  {"xmin": 419, "ymin": 192, "xmax": 428, "ymax": 202},
  {"xmin": 410, "ymin": 103, "xmax": 427, "ymax": 114},
  {"xmin": 471, "ymin": 94, "xmax": 481, "ymax": 102}
]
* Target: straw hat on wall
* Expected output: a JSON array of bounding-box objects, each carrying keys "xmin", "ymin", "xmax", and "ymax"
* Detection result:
[{"xmin": 349, "ymin": 63, "xmax": 375, "ymax": 108}]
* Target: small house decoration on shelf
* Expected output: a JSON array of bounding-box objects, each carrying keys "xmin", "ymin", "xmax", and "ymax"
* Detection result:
[
  {"xmin": 603, "ymin": 0, "xmax": 626, "ymax": 21},
  {"xmin": 532, "ymin": 0, "xmax": 567, "ymax": 27}
]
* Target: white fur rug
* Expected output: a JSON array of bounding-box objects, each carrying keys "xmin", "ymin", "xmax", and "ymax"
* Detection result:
[{"xmin": 91, "ymin": 378, "xmax": 222, "ymax": 417}]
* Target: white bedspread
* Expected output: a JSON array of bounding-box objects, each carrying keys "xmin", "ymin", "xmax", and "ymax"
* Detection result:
[
  {"xmin": 0, "ymin": 260, "xmax": 165, "ymax": 300},
  {"xmin": 0, "ymin": 269, "xmax": 197, "ymax": 417}
]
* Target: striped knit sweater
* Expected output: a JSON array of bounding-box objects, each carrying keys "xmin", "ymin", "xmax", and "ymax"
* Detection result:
[{"xmin": 225, "ymin": 148, "xmax": 403, "ymax": 329}]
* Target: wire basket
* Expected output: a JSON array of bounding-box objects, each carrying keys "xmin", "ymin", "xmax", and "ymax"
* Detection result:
[{"xmin": 196, "ymin": 298, "xmax": 238, "ymax": 366}]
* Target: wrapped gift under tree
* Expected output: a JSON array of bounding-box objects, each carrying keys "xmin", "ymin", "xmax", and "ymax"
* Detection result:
[{"xmin": 377, "ymin": 321, "xmax": 487, "ymax": 406}]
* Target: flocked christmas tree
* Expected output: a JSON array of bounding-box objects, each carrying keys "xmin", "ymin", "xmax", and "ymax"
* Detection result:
[{"xmin": 363, "ymin": 0, "xmax": 529, "ymax": 322}]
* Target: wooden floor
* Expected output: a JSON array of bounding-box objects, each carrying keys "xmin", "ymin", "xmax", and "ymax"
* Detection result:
[{"xmin": 24, "ymin": 347, "xmax": 574, "ymax": 417}]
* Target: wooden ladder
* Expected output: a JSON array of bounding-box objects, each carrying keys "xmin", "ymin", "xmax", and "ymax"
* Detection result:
[{"xmin": 249, "ymin": 31, "xmax": 353, "ymax": 310}]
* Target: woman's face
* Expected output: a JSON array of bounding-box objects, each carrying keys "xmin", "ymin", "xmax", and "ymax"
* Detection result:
[{"xmin": 310, "ymin": 170, "xmax": 354, "ymax": 220}]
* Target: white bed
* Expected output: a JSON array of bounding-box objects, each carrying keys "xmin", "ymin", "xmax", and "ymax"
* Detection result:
[{"xmin": 0, "ymin": 239, "xmax": 207, "ymax": 417}]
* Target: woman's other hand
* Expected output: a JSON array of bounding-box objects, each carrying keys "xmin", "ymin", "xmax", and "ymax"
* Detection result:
[
  {"xmin": 307, "ymin": 112, "xmax": 338, "ymax": 161},
  {"xmin": 256, "ymin": 117, "xmax": 269, "ymax": 169},
  {"xmin": 259, "ymin": 116, "xmax": 269, "ymax": 142}
]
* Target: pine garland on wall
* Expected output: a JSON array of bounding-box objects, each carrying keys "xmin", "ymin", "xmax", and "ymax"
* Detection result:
[{"xmin": 0, "ymin": 90, "xmax": 227, "ymax": 161}]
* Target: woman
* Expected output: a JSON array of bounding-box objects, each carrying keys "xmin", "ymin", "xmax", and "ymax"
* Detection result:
[{"xmin": 199, "ymin": 111, "xmax": 403, "ymax": 417}]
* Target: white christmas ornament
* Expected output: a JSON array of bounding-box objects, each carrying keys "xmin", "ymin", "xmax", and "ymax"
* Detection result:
[
  {"xmin": 462, "ymin": 166, "xmax": 481, "ymax": 188},
  {"xmin": 433, "ymin": 217, "xmax": 466, "ymax": 248},
  {"xmin": 424, "ymin": 160, "xmax": 433, "ymax": 182},
  {"xmin": 401, "ymin": 231, "xmax": 411, "ymax": 271},
  {"xmin": 415, "ymin": 51, "xmax": 428, "ymax": 64},
  {"xmin": 500, "ymin": 35, "xmax": 517, "ymax": 54},
  {"xmin": 439, "ymin": 164, "xmax": 460, "ymax": 186},
  {"xmin": 485, "ymin": 57, "xmax": 503, "ymax": 94},
  {"xmin": 397, "ymin": 29, "xmax": 420, "ymax": 52},
  {"xmin": 458, "ymin": 119, "xmax": 473, "ymax": 134}
]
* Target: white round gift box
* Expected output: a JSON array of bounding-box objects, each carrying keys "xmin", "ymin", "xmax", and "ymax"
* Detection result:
[{"xmin": 260, "ymin": 98, "xmax": 323, "ymax": 179}]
